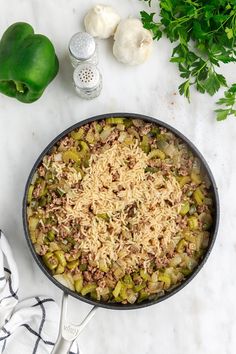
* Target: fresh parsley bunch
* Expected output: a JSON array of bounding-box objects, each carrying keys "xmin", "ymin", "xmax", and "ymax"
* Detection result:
[{"xmin": 141, "ymin": 0, "xmax": 236, "ymax": 121}]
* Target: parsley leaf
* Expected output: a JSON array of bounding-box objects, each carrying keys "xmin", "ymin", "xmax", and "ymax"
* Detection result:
[
  {"xmin": 215, "ymin": 84, "xmax": 236, "ymax": 121},
  {"xmin": 140, "ymin": 0, "xmax": 236, "ymax": 121}
]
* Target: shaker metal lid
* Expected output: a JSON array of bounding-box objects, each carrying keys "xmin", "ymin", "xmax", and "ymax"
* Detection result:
[
  {"xmin": 69, "ymin": 32, "xmax": 96, "ymax": 61},
  {"xmin": 73, "ymin": 63, "xmax": 101, "ymax": 90}
]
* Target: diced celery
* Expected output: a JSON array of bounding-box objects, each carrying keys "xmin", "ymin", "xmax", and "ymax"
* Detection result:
[
  {"xmin": 138, "ymin": 290, "xmax": 149, "ymax": 302},
  {"xmin": 78, "ymin": 141, "xmax": 90, "ymax": 156},
  {"xmin": 71, "ymin": 128, "xmax": 84, "ymax": 140},
  {"xmin": 123, "ymin": 274, "xmax": 133, "ymax": 285},
  {"xmin": 106, "ymin": 117, "xmax": 124, "ymax": 124},
  {"xmin": 117, "ymin": 124, "xmax": 125, "ymax": 131},
  {"xmin": 120, "ymin": 283, "xmax": 127, "ymax": 300},
  {"xmin": 62, "ymin": 150, "xmax": 81, "ymax": 163},
  {"xmin": 75, "ymin": 278, "xmax": 83, "ymax": 293},
  {"xmin": 94, "ymin": 122, "xmax": 102, "ymax": 134},
  {"xmin": 177, "ymin": 239, "xmax": 188, "ymax": 253},
  {"xmin": 67, "ymin": 260, "xmax": 79, "ymax": 270},
  {"xmin": 123, "ymin": 119, "xmax": 133, "ymax": 128},
  {"xmin": 114, "ymin": 267, "xmax": 124, "ymax": 279},
  {"xmin": 191, "ymin": 172, "xmax": 202, "ymax": 185},
  {"xmin": 55, "ymin": 264, "xmax": 65, "ymax": 274},
  {"xmin": 99, "ymin": 259, "xmax": 109, "ymax": 272},
  {"xmin": 149, "ymin": 128, "xmax": 160, "ymax": 137},
  {"xmin": 113, "ymin": 281, "xmax": 122, "ymax": 298},
  {"xmin": 27, "ymin": 185, "xmax": 34, "ymax": 203},
  {"xmin": 86, "ymin": 130, "xmax": 95, "ymax": 144},
  {"xmin": 43, "ymin": 252, "xmax": 58, "ymax": 270},
  {"xmin": 177, "ymin": 176, "xmax": 191, "ymax": 188},
  {"xmin": 158, "ymin": 272, "xmax": 171, "ymax": 288},
  {"xmin": 54, "ymin": 251, "xmax": 67, "ymax": 267},
  {"xmin": 29, "ymin": 217, "xmax": 39, "ymax": 232},
  {"xmin": 100, "ymin": 126, "xmax": 112, "ymax": 141},
  {"xmin": 193, "ymin": 188, "xmax": 204, "ymax": 205},
  {"xmin": 182, "ymin": 268, "xmax": 192, "ymax": 276},
  {"xmin": 81, "ymin": 284, "xmax": 97, "ymax": 296},
  {"xmin": 140, "ymin": 269, "xmax": 150, "ymax": 281},
  {"xmin": 183, "ymin": 231, "xmax": 196, "ymax": 243},
  {"xmin": 126, "ymin": 290, "xmax": 138, "ymax": 304},
  {"xmin": 188, "ymin": 216, "xmax": 199, "ymax": 230},
  {"xmin": 140, "ymin": 135, "xmax": 150, "ymax": 154},
  {"xmin": 148, "ymin": 149, "xmax": 165, "ymax": 160},
  {"xmin": 180, "ymin": 201, "xmax": 190, "ymax": 216},
  {"xmin": 189, "ymin": 204, "xmax": 197, "ymax": 215},
  {"xmin": 134, "ymin": 283, "xmax": 146, "ymax": 292},
  {"xmin": 47, "ymin": 230, "xmax": 55, "ymax": 242}
]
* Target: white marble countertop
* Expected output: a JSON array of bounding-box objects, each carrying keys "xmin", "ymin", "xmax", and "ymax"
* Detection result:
[{"xmin": 0, "ymin": 1, "xmax": 236, "ymax": 353}]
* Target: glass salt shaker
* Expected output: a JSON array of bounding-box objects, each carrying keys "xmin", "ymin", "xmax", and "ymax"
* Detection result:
[
  {"xmin": 73, "ymin": 63, "xmax": 102, "ymax": 100},
  {"xmin": 69, "ymin": 32, "xmax": 98, "ymax": 68}
]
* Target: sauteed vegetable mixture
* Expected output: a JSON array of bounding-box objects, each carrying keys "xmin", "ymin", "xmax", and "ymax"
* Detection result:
[{"xmin": 27, "ymin": 118, "xmax": 214, "ymax": 304}]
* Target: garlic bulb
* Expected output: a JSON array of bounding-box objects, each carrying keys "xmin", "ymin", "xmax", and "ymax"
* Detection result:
[
  {"xmin": 113, "ymin": 18, "xmax": 153, "ymax": 65},
  {"xmin": 84, "ymin": 4, "xmax": 121, "ymax": 39}
]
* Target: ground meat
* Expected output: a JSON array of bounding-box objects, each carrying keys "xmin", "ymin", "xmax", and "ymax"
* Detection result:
[
  {"xmin": 82, "ymin": 123, "xmax": 90, "ymax": 133},
  {"xmin": 148, "ymin": 159, "xmax": 162, "ymax": 168},
  {"xmin": 126, "ymin": 156, "xmax": 136, "ymax": 169},
  {"xmin": 155, "ymin": 256, "xmax": 169, "ymax": 268},
  {"xmin": 129, "ymin": 245, "xmax": 139, "ymax": 253},
  {"xmin": 186, "ymin": 247, "xmax": 195, "ymax": 256},
  {"xmin": 112, "ymin": 171, "xmax": 120, "ymax": 181},
  {"xmin": 117, "ymin": 185, "xmax": 125, "ymax": 191},
  {"xmin": 80, "ymin": 253, "xmax": 89, "ymax": 265},
  {"xmin": 97, "ymin": 279, "xmax": 107, "ymax": 288},
  {"xmin": 178, "ymin": 167, "xmax": 189, "ymax": 176},
  {"xmin": 133, "ymin": 276, "xmax": 143, "ymax": 285},
  {"xmin": 38, "ymin": 244, "xmax": 48, "ymax": 256},
  {"xmin": 125, "ymin": 202, "xmax": 137, "ymax": 218},
  {"xmin": 187, "ymin": 158, "xmax": 193, "ymax": 169},
  {"xmin": 182, "ymin": 183, "xmax": 193, "ymax": 194},
  {"xmin": 58, "ymin": 227, "xmax": 69, "ymax": 239},
  {"xmin": 105, "ymin": 130, "xmax": 119, "ymax": 144},
  {"xmin": 38, "ymin": 166, "xmax": 46, "ymax": 177},
  {"xmin": 33, "ymin": 184, "xmax": 43, "ymax": 198},
  {"xmin": 83, "ymin": 271, "xmax": 93, "ymax": 282},
  {"xmin": 53, "ymin": 197, "xmax": 62, "ymax": 206},
  {"xmin": 58, "ymin": 137, "xmax": 74, "ymax": 150},
  {"xmin": 93, "ymin": 270, "xmax": 104, "ymax": 281},
  {"xmin": 197, "ymin": 204, "xmax": 209, "ymax": 213},
  {"xmin": 91, "ymin": 142, "xmax": 103, "ymax": 154},
  {"xmin": 146, "ymin": 175, "xmax": 155, "ymax": 182},
  {"xmin": 161, "ymin": 162, "xmax": 172, "ymax": 173},
  {"xmin": 176, "ymin": 215, "xmax": 188, "ymax": 229},
  {"xmin": 140, "ymin": 123, "xmax": 152, "ymax": 136},
  {"xmin": 99, "ymin": 120, "xmax": 106, "ymax": 127}
]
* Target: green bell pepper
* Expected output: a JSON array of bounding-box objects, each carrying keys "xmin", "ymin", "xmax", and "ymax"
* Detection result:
[{"xmin": 0, "ymin": 22, "xmax": 59, "ymax": 103}]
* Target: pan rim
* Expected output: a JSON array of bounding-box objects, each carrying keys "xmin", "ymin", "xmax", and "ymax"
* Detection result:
[{"xmin": 22, "ymin": 112, "xmax": 220, "ymax": 310}]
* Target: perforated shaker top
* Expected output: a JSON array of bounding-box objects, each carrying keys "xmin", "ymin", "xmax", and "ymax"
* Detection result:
[
  {"xmin": 69, "ymin": 32, "xmax": 96, "ymax": 61},
  {"xmin": 73, "ymin": 63, "xmax": 101, "ymax": 90}
]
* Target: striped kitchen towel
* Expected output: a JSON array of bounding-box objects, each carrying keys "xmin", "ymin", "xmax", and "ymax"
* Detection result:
[{"xmin": 0, "ymin": 230, "xmax": 78, "ymax": 354}]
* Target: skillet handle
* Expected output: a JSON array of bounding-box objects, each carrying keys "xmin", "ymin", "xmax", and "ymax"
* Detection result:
[
  {"xmin": 51, "ymin": 292, "xmax": 97, "ymax": 354},
  {"xmin": 51, "ymin": 337, "xmax": 72, "ymax": 354}
]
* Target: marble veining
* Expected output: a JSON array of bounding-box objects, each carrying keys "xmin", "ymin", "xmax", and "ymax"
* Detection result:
[{"xmin": 0, "ymin": 1, "xmax": 236, "ymax": 354}]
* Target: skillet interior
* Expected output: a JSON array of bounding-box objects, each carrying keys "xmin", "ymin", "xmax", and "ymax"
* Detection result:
[{"xmin": 22, "ymin": 113, "xmax": 220, "ymax": 310}]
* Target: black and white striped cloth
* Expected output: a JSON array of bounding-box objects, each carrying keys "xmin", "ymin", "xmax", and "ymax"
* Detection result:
[{"xmin": 0, "ymin": 230, "xmax": 78, "ymax": 354}]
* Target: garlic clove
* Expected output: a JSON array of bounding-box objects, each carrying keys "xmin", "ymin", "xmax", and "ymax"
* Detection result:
[
  {"xmin": 113, "ymin": 18, "xmax": 153, "ymax": 66},
  {"xmin": 84, "ymin": 4, "xmax": 121, "ymax": 39}
]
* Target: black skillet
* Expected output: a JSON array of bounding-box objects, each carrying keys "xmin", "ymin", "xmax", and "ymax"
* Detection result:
[{"xmin": 22, "ymin": 113, "xmax": 220, "ymax": 353}]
